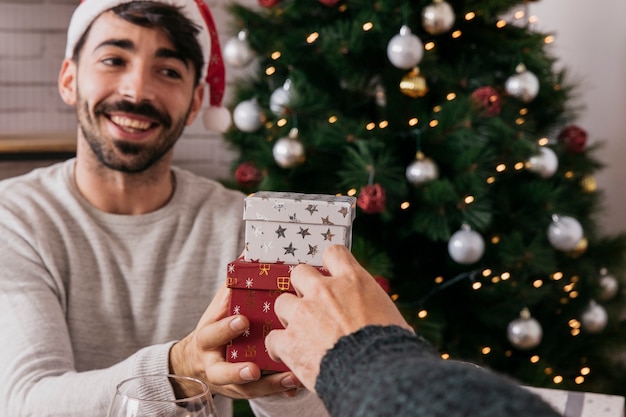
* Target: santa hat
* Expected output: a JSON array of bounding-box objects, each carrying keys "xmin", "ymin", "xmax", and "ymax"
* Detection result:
[{"xmin": 65, "ymin": 0, "xmax": 231, "ymax": 132}]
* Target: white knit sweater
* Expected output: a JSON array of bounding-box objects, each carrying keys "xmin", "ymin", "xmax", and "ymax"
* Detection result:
[{"xmin": 0, "ymin": 159, "xmax": 327, "ymax": 417}]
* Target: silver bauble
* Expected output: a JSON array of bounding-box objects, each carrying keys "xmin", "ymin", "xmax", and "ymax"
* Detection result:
[
  {"xmin": 598, "ymin": 273, "xmax": 619, "ymax": 301},
  {"xmin": 507, "ymin": 309, "xmax": 543, "ymax": 350},
  {"xmin": 223, "ymin": 30, "xmax": 255, "ymax": 68},
  {"xmin": 448, "ymin": 224, "xmax": 485, "ymax": 264},
  {"xmin": 581, "ymin": 300, "xmax": 608, "ymax": 333},
  {"xmin": 272, "ymin": 128, "xmax": 305, "ymax": 168},
  {"xmin": 527, "ymin": 146, "xmax": 558, "ymax": 178},
  {"xmin": 233, "ymin": 98, "xmax": 264, "ymax": 132},
  {"xmin": 547, "ymin": 214, "xmax": 583, "ymax": 252},
  {"xmin": 270, "ymin": 79, "xmax": 294, "ymax": 116},
  {"xmin": 505, "ymin": 64, "xmax": 539, "ymax": 102},
  {"xmin": 406, "ymin": 152, "xmax": 438, "ymax": 186},
  {"xmin": 387, "ymin": 25, "xmax": 424, "ymax": 70},
  {"xmin": 422, "ymin": 0, "xmax": 455, "ymax": 35}
]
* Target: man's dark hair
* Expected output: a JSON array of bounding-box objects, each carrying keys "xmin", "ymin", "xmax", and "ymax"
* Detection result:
[{"xmin": 72, "ymin": 1, "xmax": 205, "ymax": 86}]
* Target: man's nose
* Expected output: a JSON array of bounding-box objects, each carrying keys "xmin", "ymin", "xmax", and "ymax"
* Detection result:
[{"xmin": 118, "ymin": 65, "xmax": 156, "ymax": 103}]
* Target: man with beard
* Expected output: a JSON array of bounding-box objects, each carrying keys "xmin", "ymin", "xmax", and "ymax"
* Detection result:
[{"xmin": 0, "ymin": 1, "xmax": 328, "ymax": 417}]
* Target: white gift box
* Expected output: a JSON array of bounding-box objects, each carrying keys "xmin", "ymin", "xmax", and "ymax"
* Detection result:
[
  {"xmin": 525, "ymin": 386, "xmax": 625, "ymax": 417},
  {"xmin": 243, "ymin": 191, "xmax": 356, "ymax": 266}
]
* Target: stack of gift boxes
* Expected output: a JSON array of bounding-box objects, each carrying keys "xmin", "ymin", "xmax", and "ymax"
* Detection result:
[{"xmin": 225, "ymin": 191, "xmax": 357, "ymax": 372}]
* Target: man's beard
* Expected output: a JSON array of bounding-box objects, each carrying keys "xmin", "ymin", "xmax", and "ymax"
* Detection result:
[{"xmin": 77, "ymin": 94, "xmax": 190, "ymax": 173}]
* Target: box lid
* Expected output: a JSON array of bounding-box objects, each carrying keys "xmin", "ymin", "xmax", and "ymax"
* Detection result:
[
  {"xmin": 244, "ymin": 191, "xmax": 356, "ymax": 226},
  {"xmin": 227, "ymin": 258, "xmax": 329, "ymax": 291}
]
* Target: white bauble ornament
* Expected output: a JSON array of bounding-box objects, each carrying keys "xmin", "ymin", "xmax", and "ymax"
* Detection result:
[
  {"xmin": 505, "ymin": 64, "xmax": 539, "ymax": 102},
  {"xmin": 406, "ymin": 151, "xmax": 438, "ymax": 186},
  {"xmin": 422, "ymin": 0, "xmax": 455, "ymax": 35},
  {"xmin": 233, "ymin": 98, "xmax": 264, "ymax": 132},
  {"xmin": 581, "ymin": 300, "xmax": 608, "ymax": 333},
  {"xmin": 527, "ymin": 146, "xmax": 558, "ymax": 178},
  {"xmin": 270, "ymin": 79, "xmax": 295, "ymax": 116},
  {"xmin": 598, "ymin": 272, "xmax": 619, "ymax": 301},
  {"xmin": 273, "ymin": 128, "xmax": 305, "ymax": 168},
  {"xmin": 387, "ymin": 25, "xmax": 424, "ymax": 70},
  {"xmin": 374, "ymin": 83, "xmax": 387, "ymax": 107},
  {"xmin": 448, "ymin": 224, "xmax": 485, "ymax": 264},
  {"xmin": 547, "ymin": 214, "xmax": 583, "ymax": 252},
  {"xmin": 223, "ymin": 30, "xmax": 255, "ymax": 68},
  {"xmin": 507, "ymin": 308, "xmax": 542, "ymax": 350}
]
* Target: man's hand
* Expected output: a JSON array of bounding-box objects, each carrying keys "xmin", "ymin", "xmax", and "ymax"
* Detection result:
[
  {"xmin": 169, "ymin": 284, "xmax": 302, "ymax": 399},
  {"xmin": 265, "ymin": 245, "xmax": 413, "ymax": 393}
]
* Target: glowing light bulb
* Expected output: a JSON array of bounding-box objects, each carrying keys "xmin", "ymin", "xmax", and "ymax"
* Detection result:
[{"xmin": 306, "ymin": 32, "xmax": 319, "ymax": 44}]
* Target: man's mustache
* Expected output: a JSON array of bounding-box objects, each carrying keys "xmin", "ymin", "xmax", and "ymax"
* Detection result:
[{"xmin": 94, "ymin": 100, "xmax": 171, "ymax": 129}]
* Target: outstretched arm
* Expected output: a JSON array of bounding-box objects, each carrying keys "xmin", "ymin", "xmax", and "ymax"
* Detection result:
[{"xmin": 266, "ymin": 245, "xmax": 560, "ymax": 417}]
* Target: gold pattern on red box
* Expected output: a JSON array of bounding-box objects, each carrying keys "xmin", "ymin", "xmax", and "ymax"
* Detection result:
[{"xmin": 225, "ymin": 259, "xmax": 329, "ymax": 372}]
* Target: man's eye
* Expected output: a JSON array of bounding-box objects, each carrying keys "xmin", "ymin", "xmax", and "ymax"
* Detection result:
[
  {"xmin": 162, "ymin": 68, "xmax": 182, "ymax": 79},
  {"xmin": 102, "ymin": 57, "xmax": 124, "ymax": 66}
]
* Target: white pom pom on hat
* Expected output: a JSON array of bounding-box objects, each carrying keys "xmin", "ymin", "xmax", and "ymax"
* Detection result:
[{"xmin": 65, "ymin": 0, "xmax": 231, "ymax": 132}]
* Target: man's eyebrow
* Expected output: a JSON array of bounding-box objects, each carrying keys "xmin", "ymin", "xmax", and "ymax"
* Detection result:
[
  {"xmin": 93, "ymin": 40, "xmax": 189, "ymax": 70},
  {"xmin": 155, "ymin": 48, "xmax": 189, "ymax": 70},
  {"xmin": 95, "ymin": 38, "xmax": 135, "ymax": 52}
]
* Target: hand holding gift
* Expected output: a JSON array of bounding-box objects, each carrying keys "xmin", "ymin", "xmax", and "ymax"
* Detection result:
[
  {"xmin": 265, "ymin": 245, "xmax": 413, "ymax": 393},
  {"xmin": 169, "ymin": 284, "xmax": 302, "ymax": 399},
  {"xmin": 226, "ymin": 192, "xmax": 356, "ymax": 372}
]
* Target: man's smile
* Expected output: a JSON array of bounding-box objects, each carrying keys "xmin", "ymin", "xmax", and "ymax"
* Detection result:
[{"xmin": 109, "ymin": 114, "xmax": 157, "ymax": 133}]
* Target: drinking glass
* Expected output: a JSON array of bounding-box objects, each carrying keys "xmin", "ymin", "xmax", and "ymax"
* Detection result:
[{"xmin": 106, "ymin": 374, "xmax": 217, "ymax": 417}]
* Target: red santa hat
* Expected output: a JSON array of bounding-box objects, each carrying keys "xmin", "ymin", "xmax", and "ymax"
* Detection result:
[{"xmin": 65, "ymin": 0, "xmax": 231, "ymax": 132}]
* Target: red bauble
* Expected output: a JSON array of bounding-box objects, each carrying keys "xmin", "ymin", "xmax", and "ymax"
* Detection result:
[
  {"xmin": 235, "ymin": 162, "xmax": 263, "ymax": 187},
  {"xmin": 258, "ymin": 0, "xmax": 280, "ymax": 7},
  {"xmin": 319, "ymin": 0, "xmax": 341, "ymax": 5},
  {"xmin": 357, "ymin": 183, "xmax": 386, "ymax": 214},
  {"xmin": 374, "ymin": 275, "xmax": 391, "ymax": 294},
  {"xmin": 558, "ymin": 124, "xmax": 588, "ymax": 153},
  {"xmin": 471, "ymin": 86, "xmax": 502, "ymax": 117}
]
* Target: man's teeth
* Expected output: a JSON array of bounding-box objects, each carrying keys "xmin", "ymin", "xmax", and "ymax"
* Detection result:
[{"xmin": 110, "ymin": 115, "xmax": 152, "ymax": 131}]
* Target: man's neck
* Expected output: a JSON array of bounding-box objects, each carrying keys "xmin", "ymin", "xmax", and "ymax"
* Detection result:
[{"xmin": 73, "ymin": 143, "xmax": 176, "ymax": 216}]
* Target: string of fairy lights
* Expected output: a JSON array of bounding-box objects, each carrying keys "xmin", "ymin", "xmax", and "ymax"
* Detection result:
[{"xmin": 401, "ymin": 265, "xmax": 610, "ymax": 386}]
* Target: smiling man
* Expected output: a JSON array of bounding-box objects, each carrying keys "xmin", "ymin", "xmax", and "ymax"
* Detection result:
[{"xmin": 0, "ymin": 1, "xmax": 328, "ymax": 417}]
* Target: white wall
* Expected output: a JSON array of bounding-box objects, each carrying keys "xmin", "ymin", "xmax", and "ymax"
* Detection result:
[
  {"xmin": 1, "ymin": 0, "xmax": 624, "ymax": 234},
  {"xmin": 528, "ymin": 1, "xmax": 626, "ymax": 235}
]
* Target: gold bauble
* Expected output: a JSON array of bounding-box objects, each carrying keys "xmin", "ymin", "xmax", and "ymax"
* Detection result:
[
  {"xmin": 400, "ymin": 68, "xmax": 428, "ymax": 98},
  {"xmin": 580, "ymin": 175, "xmax": 597, "ymax": 193},
  {"xmin": 566, "ymin": 237, "xmax": 588, "ymax": 258}
]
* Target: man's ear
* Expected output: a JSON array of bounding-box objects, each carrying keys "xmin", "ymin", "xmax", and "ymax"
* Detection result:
[
  {"xmin": 58, "ymin": 59, "xmax": 78, "ymax": 106},
  {"xmin": 185, "ymin": 84, "xmax": 205, "ymax": 126}
]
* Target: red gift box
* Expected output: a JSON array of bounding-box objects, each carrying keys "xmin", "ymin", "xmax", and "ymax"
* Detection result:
[{"xmin": 225, "ymin": 258, "xmax": 328, "ymax": 373}]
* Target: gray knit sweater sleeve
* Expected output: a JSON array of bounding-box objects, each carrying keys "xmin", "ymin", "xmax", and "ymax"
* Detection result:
[{"xmin": 316, "ymin": 325, "xmax": 561, "ymax": 417}]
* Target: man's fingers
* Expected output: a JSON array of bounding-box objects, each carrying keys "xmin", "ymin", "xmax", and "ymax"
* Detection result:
[
  {"xmin": 199, "ymin": 284, "xmax": 231, "ymax": 324},
  {"xmin": 265, "ymin": 328, "xmax": 285, "ymax": 362},
  {"xmin": 206, "ymin": 365, "xmax": 302, "ymax": 399},
  {"xmin": 196, "ymin": 314, "xmax": 250, "ymax": 349},
  {"xmin": 205, "ymin": 361, "xmax": 261, "ymax": 386},
  {"xmin": 322, "ymin": 244, "xmax": 365, "ymax": 277},
  {"xmin": 273, "ymin": 292, "xmax": 299, "ymax": 328},
  {"xmin": 289, "ymin": 263, "xmax": 326, "ymax": 297}
]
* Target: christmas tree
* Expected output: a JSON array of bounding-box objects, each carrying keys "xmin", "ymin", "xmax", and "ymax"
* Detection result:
[{"xmin": 221, "ymin": 0, "xmax": 626, "ymax": 397}]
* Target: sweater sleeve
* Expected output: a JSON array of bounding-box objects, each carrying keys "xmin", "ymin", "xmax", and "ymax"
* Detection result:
[
  {"xmin": 0, "ymin": 216, "xmax": 175, "ymax": 417},
  {"xmin": 315, "ymin": 325, "xmax": 561, "ymax": 417}
]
